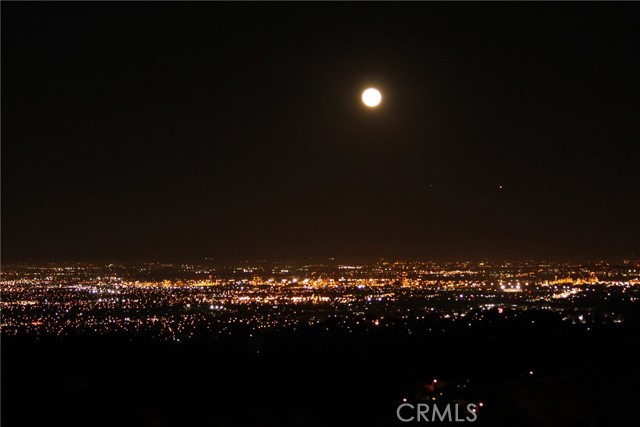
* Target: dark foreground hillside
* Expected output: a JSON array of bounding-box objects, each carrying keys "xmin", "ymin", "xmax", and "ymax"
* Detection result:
[{"xmin": 3, "ymin": 317, "xmax": 640, "ymax": 427}]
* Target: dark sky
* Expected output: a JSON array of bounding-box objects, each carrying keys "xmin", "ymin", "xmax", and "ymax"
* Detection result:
[{"xmin": 3, "ymin": 3, "xmax": 639, "ymax": 262}]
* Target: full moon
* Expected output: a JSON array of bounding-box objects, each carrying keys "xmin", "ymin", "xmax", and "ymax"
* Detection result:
[{"xmin": 362, "ymin": 88, "xmax": 382, "ymax": 107}]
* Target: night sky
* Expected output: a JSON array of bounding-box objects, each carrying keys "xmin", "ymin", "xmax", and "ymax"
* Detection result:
[{"xmin": 3, "ymin": 3, "xmax": 639, "ymax": 262}]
